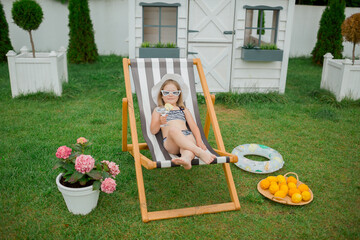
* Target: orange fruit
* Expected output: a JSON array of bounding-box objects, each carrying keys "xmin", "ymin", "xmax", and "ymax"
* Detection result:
[
  {"xmin": 302, "ymin": 191, "xmax": 311, "ymax": 201},
  {"xmin": 276, "ymin": 175, "xmax": 286, "ymax": 184},
  {"xmin": 260, "ymin": 179, "xmax": 270, "ymax": 190},
  {"xmin": 287, "ymin": 176, "xmax": 297, "ymax": 184},
  {"xmin": 288, "ymin": 182, "xmax": 297, "ymax": 189},
  {"xmin": 280, "ymin": 185, "xmax": 289, "ymax": 194},
  {"xmin": 269, "ymin": 184, "xmax": 280, "ymax": 195},
  {"xmin": 291, "ymin": 193, "xmax": 302, "ymax": 203},
  {"xmin": 298, "ymin": 184, "xmax": 310, "ymax": 193},
  {"xmin": 267, "ymin": 176, "xmax": 278, "ymax": 183},
  {"xmin": 288, "ymin": 188, "xmax": 301, "ymax": 197},
  {"xmin": 274, "ymin": 190, "xmax": 287, "ymax": 198}
]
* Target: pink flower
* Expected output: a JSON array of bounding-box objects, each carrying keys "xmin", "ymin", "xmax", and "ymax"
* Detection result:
[
  {"xmin": 56, "ymin": 146, "xmax": 72, "ymax": 159},
  {"xmin": 77, "ymin": 137, "xmax": 88, "ymax": 144},
  {"xmin": 75, "ymin": 155, "xmax": 95, "ymax": 174},
  {"xmin": 101, "ymin": 178, "xmax": 117, "ymax": 194},
  {"xmin": 101, "ymin": 160, "xmax": 120, "ymax": 178}
]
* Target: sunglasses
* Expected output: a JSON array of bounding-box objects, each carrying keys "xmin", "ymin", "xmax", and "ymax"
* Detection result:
[{"xmin": 161, "ymin": 90, "xmax": 181, "ymax": 96}]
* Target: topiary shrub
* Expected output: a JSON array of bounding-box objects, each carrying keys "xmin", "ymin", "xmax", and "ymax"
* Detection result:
[
  {"xmin": 341, "ymin": 13, "xmax": 360, "ymax": 65},
  {"xmin": 0, "ymin": 2, "xmax": 13, "ymax": 62},
  {"xmin": 311, "ymin": 0, "xmax": 345, "ymax": 65},
  {"xmin": 67, "ymin": 0, "xmax": 98, "ymax": 64},
  {"xmin": 11, "ymin": 0, "xmax": 43, "ymax": 58}
]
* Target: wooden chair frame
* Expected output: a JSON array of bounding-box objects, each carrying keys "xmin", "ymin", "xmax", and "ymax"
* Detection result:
[{"xmin": 122, "ymin": 58, "xmax": 240, "ymax": 222}]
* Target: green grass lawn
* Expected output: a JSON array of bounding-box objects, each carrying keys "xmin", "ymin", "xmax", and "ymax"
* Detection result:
[{"xmin": 0, "ymin": 56, "xmax": 359, "ymax": 239}]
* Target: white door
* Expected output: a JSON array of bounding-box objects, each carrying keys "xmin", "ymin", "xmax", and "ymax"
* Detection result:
[{"xmin": 188, "ymin": 0, "xmax": 235, "ymax": 92}]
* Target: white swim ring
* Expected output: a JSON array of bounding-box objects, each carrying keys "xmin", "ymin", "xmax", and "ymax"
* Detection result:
[{"xmin": 232, "ymin": 144, "xmax": 284, "ymax": 174}]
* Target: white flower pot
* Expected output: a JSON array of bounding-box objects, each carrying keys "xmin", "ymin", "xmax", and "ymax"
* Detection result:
[
  {"xmin": 56, "ymin": 173, "xmax": 99, "ymax": 215},
  {"xmin": 321, "ymin": 53, "xmax": 360, "ymax": 101},
  {"xmin": 6, "ymin": 46, "xmax": 68, "ymax": 98}
]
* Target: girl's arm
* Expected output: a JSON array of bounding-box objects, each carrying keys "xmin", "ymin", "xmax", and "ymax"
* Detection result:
[
  {"xmin": 183, "ymin": 108, "xmax": 207, "ymax": 150},
  {"xmin": 150, "ymin": 109, "xmax": 161, "ymax": 135}
]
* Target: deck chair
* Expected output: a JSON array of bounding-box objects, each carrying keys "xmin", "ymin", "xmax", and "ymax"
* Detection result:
[{"xmin": 122, "ymin": 58, "xmax": 240, "ymax": 222}]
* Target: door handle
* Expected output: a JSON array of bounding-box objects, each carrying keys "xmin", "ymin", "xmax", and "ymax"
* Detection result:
[
  {"xmin": 223, "ymin": 30, "xmax": 235, "ymax": 35},
  {"xmin": 188, "ymin": 51, "xmax": 198, "ymax": 55},
  {"xmin": 188, "ymin": 29, "xmax": 199, "ymax": 33}
]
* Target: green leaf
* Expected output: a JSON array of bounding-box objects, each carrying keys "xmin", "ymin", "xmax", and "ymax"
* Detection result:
[
  {"xmin": 68, "ymin": 171, "xmax": 84, "ymax": 183},
  {"xmin": 53, "ymin": 161, "xmax": 64, "ymax": 169},
  {"xmin": 93, "ymin": 181, "xmax": 101, "ymax": 191},
  {"xmin": 63, "ymin": 163, "xmax": 75, "ymax": 172},
  {"xmin": 102, "ymin": 171, "xmax": 110, "ymax": 179},
  {"xmin": 87, "ymin": 170, "xmax": 102, "ymax": 180}
]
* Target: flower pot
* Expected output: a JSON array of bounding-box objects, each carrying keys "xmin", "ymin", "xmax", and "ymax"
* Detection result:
[
  {"xmin": 321, "ymin": 53, "xmax": 360, "ymax": 101},
  {"xmin": 139, "ymin": 47, "xmax": 180, "ymax": 58},
  {"xmin": 56, "ymin": 173, "xmax": 99, "ymax": 215},
  {"xmin": 241, "ymin": 48, "xmax": 283, "ymax": 62},
  {"xmin": 6, "ymin": 46, "xmax": 68, "ymax": 98}
]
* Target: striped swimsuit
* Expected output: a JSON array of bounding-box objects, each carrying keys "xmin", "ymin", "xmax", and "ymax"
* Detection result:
[{"xmin": 163, "ymin": 108, "xmax": 192, "ymax": 142}]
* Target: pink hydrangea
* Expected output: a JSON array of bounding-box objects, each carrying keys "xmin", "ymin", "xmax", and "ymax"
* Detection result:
[
  {"xmin": 75, "ymin": 155, "xmax": 95, "ymax": 174},
  {"xmin": 101, "ymin": 160, "xmax": 120, "ymax": 178},
  {"xmin": 56, "ymin": 146, "xmax": 72, "ymax": 159},
  {"xmin": 77, "ymin": 137, "xmax": 88, "ymax": 144},
  {"xmin": 101, "ymin": 178, "xmax": 117, "ymax": 194}
]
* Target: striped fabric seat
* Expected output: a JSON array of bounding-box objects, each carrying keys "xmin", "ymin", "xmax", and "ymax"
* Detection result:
[{"xmin": 130, "ymin": 58, "xmax": 230, "ymax": 168}]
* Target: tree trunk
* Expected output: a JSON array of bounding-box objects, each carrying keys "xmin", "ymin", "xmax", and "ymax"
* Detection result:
[
  {"xmin": 28, "ymin": 30, "xmax": 35, "ymax": 58},
  {"xmin": 352, "ymin": 42, "xmax": 355, "ymax": 65}
]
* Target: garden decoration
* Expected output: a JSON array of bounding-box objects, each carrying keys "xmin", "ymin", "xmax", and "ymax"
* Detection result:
[
  {"xmin": 11, "ymin": 0, "xmax": 43, "ymax": 58},
  {"xmin": 232, "ymin": 144, "xmax": 284, "ymax": 174},
  {"xmin": 7, "ymin": 0, "xmax": 68, "ymax": 98},
  {"xmin": 54, "ymin": 137, "xmax": 120, "ymax": 215},
  {"xmin": 257, "ymin": 172, "xmax": 313, "ymax": 205},
  {"xmin": 139, "ymin": 42, "xmax": 180, "ymax": 58},
  {"xmin": 122, "ymin": 58, "xmax": 240, "ymax": 222},
  {"xmin": 341, "ymin": 13, "xmax": 360, "ymax": 65}
]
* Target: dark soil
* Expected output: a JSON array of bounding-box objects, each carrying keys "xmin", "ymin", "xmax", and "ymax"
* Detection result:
[{"xmin": 60, "ymin": 176, "xmax": 95, "ymax": 188}]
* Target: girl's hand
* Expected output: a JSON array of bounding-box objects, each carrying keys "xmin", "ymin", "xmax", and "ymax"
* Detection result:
[
  {"xmin": 197, "ymin": 141, "xmax": 207, "ymax": 150},
  {"xmin": 160, "ymin": 114, "xmax": 168, "ymax": 126}
]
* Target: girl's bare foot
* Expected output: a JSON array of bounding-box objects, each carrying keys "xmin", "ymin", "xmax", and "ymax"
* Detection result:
[
  {"xmin": 197, "ymin": 150, "xmax": 216, "ymax": 164},
  {"xmin": 172, "ymin": 158, "xmax": 192, "ymax": 170}
]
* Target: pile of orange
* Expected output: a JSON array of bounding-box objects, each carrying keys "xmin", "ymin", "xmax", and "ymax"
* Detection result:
[{"xmin": 260, "ymin": 174, "xmax": 311, "ymax": 203}]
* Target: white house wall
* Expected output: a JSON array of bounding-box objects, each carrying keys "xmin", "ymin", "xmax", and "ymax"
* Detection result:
[{"xmin": 232, "ymin": 0, "xmax": 294, "ymax": 94}]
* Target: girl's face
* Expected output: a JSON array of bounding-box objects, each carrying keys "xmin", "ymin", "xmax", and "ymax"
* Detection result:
[{"xmin": 162, "ymin": 83, "xmax": 179, "ymax": 105}]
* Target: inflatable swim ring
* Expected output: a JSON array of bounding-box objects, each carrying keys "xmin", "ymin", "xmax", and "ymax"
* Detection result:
[{"xmin": 232, "ymin": 144, "xmax": 284, "ymax": 174}]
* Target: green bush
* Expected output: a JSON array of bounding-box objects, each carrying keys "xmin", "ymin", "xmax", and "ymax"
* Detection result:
[
  {"xmin": 67, "ymin": 0, "xmax": 98, "ymax": 63},
  {"xmin": 11, "ymin": 0, "xmax": 43, "ymax": 58},
  {"xmin": 0, "ymin": 2, "xmax": 13, "ymax": 62},
  {"xmin": 311, "ymin": 0, "xmax": 345, "ymax": 65}
]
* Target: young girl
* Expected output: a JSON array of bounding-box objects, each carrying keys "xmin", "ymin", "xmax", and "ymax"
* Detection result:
[{"xmin": 150, "ymin": 73, "xmax": 216, "ymax": 170}]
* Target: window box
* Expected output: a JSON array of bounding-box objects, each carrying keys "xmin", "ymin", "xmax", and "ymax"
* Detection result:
[
  {"xmin": 139, "ymin": 47, "xmax": 180, "ymax": 58},
  {"xmin": 241, "ymin": 48, "xmax": 283, "ymax": 62}
]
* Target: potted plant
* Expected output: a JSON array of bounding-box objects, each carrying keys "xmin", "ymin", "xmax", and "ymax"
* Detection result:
[
  {"xmin": 54, "ymin": 137, "xmax": 120, "ymax": 215},
  {"xmin": 320, "ymin": 13, "xmax": 360, "ymax": 101},
  {"xmin": 139, "ymin": 42, "xmax": 180, "ymax": 58},
  {"xmin": 241, "ymin": 43, "xmax": 283, "ymax": 62},
  {"xmin": 6, "ymin": 0, "xmax": 68, "ymax": 98}
]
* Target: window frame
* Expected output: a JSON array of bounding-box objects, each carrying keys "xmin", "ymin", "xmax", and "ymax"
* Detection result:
[
  {"xmin": 140, "ymin": 2, "xmax": 180, "ymax": 45},
  {"xmin": 243, "ymin": 5, "xmax": 283, "ymax": 48}
]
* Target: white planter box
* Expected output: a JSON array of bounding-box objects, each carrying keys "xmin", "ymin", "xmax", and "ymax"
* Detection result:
[
  {"xmin": 321, "ymin": 53, "xmax": 360, "ymax": 101},
  {"xmin": 6, "ymin": 46, "xmax": 68, "ymax": 98}
]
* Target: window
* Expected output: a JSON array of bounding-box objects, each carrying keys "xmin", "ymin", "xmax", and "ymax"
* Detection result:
[
  {"xmin": 243, "ymin": 5, "xmax": 282, "ymax": 48},
  {"xmin": 140, "ymin": 3, "xmax": 180, "ymax": 45}
]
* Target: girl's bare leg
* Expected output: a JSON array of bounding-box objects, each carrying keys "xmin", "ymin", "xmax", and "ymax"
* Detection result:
[{"xmin": 164, "ymin": 127, "xmax": 216, "ymax": 164}]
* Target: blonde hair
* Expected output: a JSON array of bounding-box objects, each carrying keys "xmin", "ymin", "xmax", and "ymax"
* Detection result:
[{"xmin": 157, "ymin": 80, "xmax": 185, "ymax": 108}]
